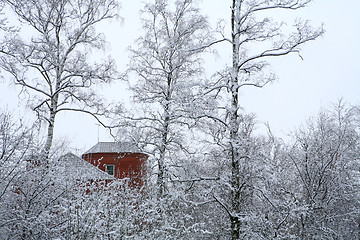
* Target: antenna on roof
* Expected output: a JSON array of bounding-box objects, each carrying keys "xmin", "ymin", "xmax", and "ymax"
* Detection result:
[{"xmin": 95, "ymin": 123, "xmax": 100, "ymax": 142}]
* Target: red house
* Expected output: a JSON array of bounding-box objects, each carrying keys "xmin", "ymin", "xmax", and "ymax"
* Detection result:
[{"xmin": 82, "ymin": 142, "xmax": 148, "ymax": 187}]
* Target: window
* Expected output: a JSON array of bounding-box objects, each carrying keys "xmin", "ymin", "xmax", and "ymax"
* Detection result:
[{"xmin": 105, "ymin": 164, "xmax": 115, "ymax": 176}]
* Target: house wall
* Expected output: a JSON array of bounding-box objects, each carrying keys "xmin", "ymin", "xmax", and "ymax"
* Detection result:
[{"xmin": 82, "ymin": 152, "xmax": 147, "ymax": 187}]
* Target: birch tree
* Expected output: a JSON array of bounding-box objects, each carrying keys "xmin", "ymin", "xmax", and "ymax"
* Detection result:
[
  {"xmin": 0, "ymin": 0, "xmax": 119, "ymax": 160},
  {"xmin": 128, "ymin": 0, "xmax": 211, "ymax": 199},
  {"xmin": 122, "ymin": 1, "xmax": 217, "ymax": 237},
  {"xmin": 206, "ymin": 1, "xmax": 324, "ymax": 239}
]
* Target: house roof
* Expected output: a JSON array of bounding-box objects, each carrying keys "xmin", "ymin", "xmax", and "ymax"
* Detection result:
[
  {"xmin": 83, "ymin": 142, "xmax": 140, "ymax": 154},
  {"xmin": 54, "ymin": 152, "xmax": 113, "ymax": 181}
]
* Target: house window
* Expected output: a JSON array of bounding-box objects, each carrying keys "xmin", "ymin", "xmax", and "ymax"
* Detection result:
[{"xmin": 105, "ymin": 165, "xmax": 115, "ymax": 176}]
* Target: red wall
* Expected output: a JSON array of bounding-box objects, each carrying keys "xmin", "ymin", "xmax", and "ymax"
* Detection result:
[{"xmin": 82, "ymin": 152, "xmax": 147, "ymax": 187}]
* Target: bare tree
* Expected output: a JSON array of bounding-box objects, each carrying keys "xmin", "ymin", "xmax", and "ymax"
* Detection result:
[
  {"xmin": 0, "ymin": 110, "xmax": 53, "ymax": 239},
  {"xmin": 120, "ymin": 1, "xmax": 220, "ymax": 237},
  {"xmin": 205, "ymin": 1, "xmax": 324, "ymax": 239},
  {"xmin": 0, "ymin": 110, "xmax": 33, "ymax": 203},
  {"xmin": 288, "ymin": 102, "xmax": 360, "ymax": 239},
  {"xmin": 0, "ymin": 0, "xmax": 119, "ymax": 160},
  {"xmin": 0, "ymin": 2, "xmax": 15, "ymax": 52},
  {"xmin": 127, "ymin": 0, "xmax": 211, "ymax": 199},
  {"xmin": 0, "ymin": 2, "xmax": 6, "ymax": 31}
]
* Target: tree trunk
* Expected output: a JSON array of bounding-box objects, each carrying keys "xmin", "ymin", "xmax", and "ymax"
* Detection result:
[
  {"xmin": 230, "ymin": 1, "xmax": 241, "ymax": 238},
  {"xmin": 157, "ymin": 115, "xmax": 168, "ymax": 198},
  {"xmin": 43, "ymin": 109, "xmax": 56, "ymax": 161},
  {"xmin": 42, "ymin": 80, "xmax": 60, "ymax": 162},
  {"xmin": 157, "ymin": 72, "xmax": 172, "ymax": 199},
  {"xmin": 231, "ymin": 216, "xmax": 240, "ymax": 240}
]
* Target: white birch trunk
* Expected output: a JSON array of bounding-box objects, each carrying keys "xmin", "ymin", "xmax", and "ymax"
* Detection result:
[{"xmin": 230, "ymin": 1, "xmax": 242, "ymax": 238}]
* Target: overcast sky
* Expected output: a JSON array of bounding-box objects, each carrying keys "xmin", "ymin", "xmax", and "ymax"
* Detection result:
[{"xmin": 1, "ymin": 0, "xmax": 360, "ymax": 153}]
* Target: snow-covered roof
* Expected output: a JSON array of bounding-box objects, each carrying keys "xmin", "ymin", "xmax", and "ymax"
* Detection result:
[
  {"xmin": 54, "ymin": 152, "xmax": 113, "ymax": 181},
  {"xmin": 83, "ymin": 142, "xmax": 140, "ymax": 154}
]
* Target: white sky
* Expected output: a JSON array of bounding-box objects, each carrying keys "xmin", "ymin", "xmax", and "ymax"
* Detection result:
[{"xmin": 1, "ymin": 0, "xmax": 360, "ymax": 153}]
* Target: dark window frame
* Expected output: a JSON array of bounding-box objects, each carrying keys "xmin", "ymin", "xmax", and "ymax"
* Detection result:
[{"xmin": 105, "ymin": 164, "xmax": 115, "ymax": 176}]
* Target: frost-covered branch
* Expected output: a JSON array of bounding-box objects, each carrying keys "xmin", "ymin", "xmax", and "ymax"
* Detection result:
[{"xmin": 0, "ymin": 0, "xmax": 120, "ymax": 159}]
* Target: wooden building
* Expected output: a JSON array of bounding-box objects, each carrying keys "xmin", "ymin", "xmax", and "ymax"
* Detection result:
[{"xmin": 82, "ymin": 142, "xmax": 148, "ymax": 187}]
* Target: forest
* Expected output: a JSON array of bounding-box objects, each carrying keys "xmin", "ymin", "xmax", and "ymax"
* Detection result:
[{"xmin": 0, "ymin": 0, "xmax": 359, "ymax": 239}]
